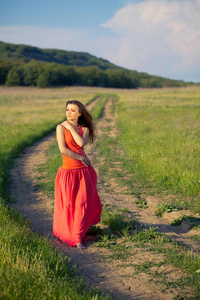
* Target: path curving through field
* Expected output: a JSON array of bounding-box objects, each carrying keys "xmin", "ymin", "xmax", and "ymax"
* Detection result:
[{"xmin": 9, "ymin": 95, "xmax": 199, "ymax": 300}]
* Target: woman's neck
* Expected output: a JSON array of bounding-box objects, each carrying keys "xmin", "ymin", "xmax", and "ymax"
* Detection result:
[{"xmin": 69, "ymin": 121, "xmax": 78, "ymax": 128}]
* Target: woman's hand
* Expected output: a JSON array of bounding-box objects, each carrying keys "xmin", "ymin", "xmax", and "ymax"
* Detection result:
[
  {"xmin": 61, "ymin": 121, "xmax": 89, "ymax": 148},
  {"xmin": 81, "ymin": 157, "xmax": 91, "ymax": 167},
  {"xmin": 61, "ymin": 120, "xmax": 73, "ymax": 130}
]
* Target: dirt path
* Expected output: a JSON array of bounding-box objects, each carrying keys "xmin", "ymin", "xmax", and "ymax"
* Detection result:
[{"xmin": 9, "ymin": 96, "xmax": 199, "ymax": 299}]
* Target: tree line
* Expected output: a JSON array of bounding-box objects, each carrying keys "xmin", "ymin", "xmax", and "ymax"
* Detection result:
[
  {"xmin": 0, "ymin": 59, "xmax": 142, "ymax": 88},
  {"xmin": 0, "ymin": 58, "xmax": 191, "ymax": 89}
]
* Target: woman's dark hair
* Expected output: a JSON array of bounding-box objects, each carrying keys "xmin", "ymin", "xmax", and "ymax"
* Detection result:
[{"xmin": 66, "ymin": 100, "xmax": 96, "ymax": 144}]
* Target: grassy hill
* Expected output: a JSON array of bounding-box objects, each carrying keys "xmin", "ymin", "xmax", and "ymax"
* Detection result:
[
  {"xmin": 0, "ymin": 41, "xmax": 121, "ymax": 70},
  {"xmin": 0, "ymin": 41, "xmax": 193, "ymax": 88}
]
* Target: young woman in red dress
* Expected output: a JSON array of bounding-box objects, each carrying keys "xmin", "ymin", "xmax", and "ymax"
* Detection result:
[{"xmin": 53, "ymin": 100, "xmax": 102, "ymax": 250}]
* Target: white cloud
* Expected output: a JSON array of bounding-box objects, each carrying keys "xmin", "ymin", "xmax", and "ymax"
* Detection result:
[{"xmin": 101, "ymin": 0, "xmax": 200, "ymax": 80}]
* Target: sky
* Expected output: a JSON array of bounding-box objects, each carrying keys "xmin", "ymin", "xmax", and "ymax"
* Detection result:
[{"xmin": 0, "ymin": 0, "xmax": 200, "ymax": 82}]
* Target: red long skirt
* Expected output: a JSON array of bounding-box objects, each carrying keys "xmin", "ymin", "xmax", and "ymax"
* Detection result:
[{"xmin": 53, "ymin": 166, "xmax": 102, "ymax": 247}]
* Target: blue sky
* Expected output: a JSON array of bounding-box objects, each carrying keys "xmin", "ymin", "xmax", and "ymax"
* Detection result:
[{"xmin": 0, "ymin": 0, "xmax": 200, "ymax": 82}]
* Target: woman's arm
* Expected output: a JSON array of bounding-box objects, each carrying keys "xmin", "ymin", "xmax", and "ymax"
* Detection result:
[
  {"xmin": 61, "ymin": 121, "xmax": 89, "ymax": 147},
  {"xmin": 56, "ymin": 125, "xmax": 91, "ymax": 166}
]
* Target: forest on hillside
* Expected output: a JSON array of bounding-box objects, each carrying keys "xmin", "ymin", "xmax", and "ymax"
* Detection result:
[{"xmin": 0, "ymin": 41, "xmax": 193, "ymax": 88}]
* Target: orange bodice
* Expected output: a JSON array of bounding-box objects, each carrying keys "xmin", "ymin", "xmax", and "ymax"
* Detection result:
[{"xmin": 62, "ymin": 125, "xmax": 87, "ymax": 169}]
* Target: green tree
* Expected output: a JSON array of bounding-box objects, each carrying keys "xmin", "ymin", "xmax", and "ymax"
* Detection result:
[
  {"xmin": 36, "ymin": 71, "xmax": 50, "ymax": 87},
  {"xmin": 23, "ymin": 61, "xmax": 41, "ymax": 86},
  {"xmin": 62, "ymin": 66, "xmax": 78, "ymax": 85},
  {"xmin": 0, "ymin": 60, "xmax": 11, "ymax": 84},
  {"xmin": 5, "ymin": 67, "xmax": 24, "ymax": 86},
  {"xmin": 106, "ymin": 70, "xmax": 129, "ymax": 88}
]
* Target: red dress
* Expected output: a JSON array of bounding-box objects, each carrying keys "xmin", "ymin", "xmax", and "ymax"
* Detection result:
[{"xmin": 53, "ymin": 125, "xmax": 102, "ymax": 247}]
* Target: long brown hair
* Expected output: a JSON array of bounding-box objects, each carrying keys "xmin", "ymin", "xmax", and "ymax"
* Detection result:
[{"xmin": 66, "ymin": 100, "xmax": 96, "ymax": 144}]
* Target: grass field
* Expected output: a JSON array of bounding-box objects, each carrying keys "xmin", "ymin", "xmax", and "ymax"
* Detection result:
[
  {"xmin": 95, "ymin": 87, "xmax": 200, "ymax": 214},
  {"xmin": 117, "ymin": 87, "xmax": 200, "ymax": 198},
  {"xmin": 0, "ymin": 86, "xmax": 200, "ymax": 299}
]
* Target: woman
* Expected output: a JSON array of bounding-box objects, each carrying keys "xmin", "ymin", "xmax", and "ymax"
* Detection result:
[{"xmin": 53, "ymin": 100, "xmax": 102, "ymax": 250}]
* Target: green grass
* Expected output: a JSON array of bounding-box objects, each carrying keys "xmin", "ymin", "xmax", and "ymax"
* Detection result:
[
  {"xmin": 132, "ymin": 260, "xmax": 166, "ymax": 275},
  {"xmin": 191, "ymin": 224, "xmax": 200, "ymax": 230},
  {"xmin": 101, "ymin": 206, "xmax": 137, "ymax": 235},
  {"xmin": 0, "ymin": 207, "xmax": 110, "ymax": 299},
  {"xmin": 170, "ymin": 215, "xmax": 200, "ymax": 226},
  {"xmin": 87, "ymin": 93, "xmax": 102, "ymax": 105},
  {"xmin": 111, "ymin": 94, "xmax": 119, "ymax": 115},
  {"xmin": 94, "ymin": 87, "xmax": 200, "ymax": 214},
  {"xmin": 170, "ymin": 215, "xmax": 189, "ymax": 226},
  {"xmin": 90, "ymin": 94, "xmax": 109, "ymax": 121},
  {"xmin": 191, "ymin": 235, "xmax": 200, "ymax": 243},
  {"xmin": 93, "ymin": 208, "xmax": 200, "ymax": 297},
  {"xmin": 0, "ymin": 87, "xmax": 110, "ymax": 299},
  {"xmin": 115, "ymin": 87, "xmax": 200, "ymax": 212},
  {"xmin": 135, "ymin": 196, "xmax": 149, "ymax": 208},
  {"xmin": 155, "ymin": 203, "xmax": 179, "ymax": 217}
]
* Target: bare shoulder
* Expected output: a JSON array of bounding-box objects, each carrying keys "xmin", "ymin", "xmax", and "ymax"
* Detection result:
[{"xmin": 56, "ymin": 124, "xmax": 65, "ymax": 132}]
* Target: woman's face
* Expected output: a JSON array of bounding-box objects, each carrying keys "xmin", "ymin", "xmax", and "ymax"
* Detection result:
[{"xmin": 66, "ymin": 104, "xmax": 81, "ymax": 122}]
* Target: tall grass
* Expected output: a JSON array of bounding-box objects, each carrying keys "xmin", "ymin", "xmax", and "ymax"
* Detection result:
[
  {"xmin": 101, "ymin": 206, "xmax": 137, "ymax": 235},
  {"xmin": 115, "ymin": 87, "xmax": 200, "ymax": 211},
  {"xmin": 0, "ymin": 206, "xmax": 110, "ymax": 299},
  {"xmin": 0, "ymin": 87, "xmax": 110, "ymax": 299}
]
